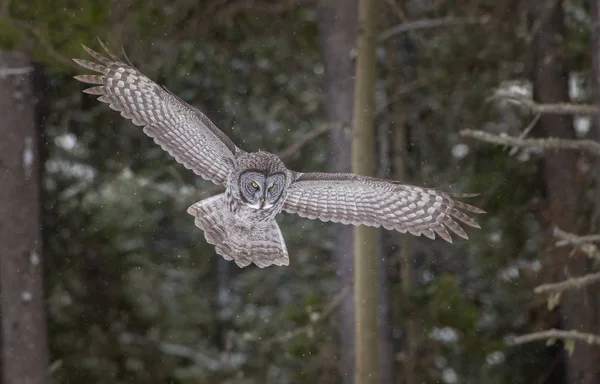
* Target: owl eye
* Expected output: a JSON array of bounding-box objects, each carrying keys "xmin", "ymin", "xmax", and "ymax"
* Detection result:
[
  {"xmin": 268, "ymin": 183, "xmax": 274, "ymax": 191},
  {"xmin": 251, "ymin": 181, "xmax": 259, "ymax": 189}
]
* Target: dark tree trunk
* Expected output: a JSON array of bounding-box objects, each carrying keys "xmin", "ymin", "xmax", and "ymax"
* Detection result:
[
  {"xmin": 0, "ymin": 50, "xmax": 49, "ymax": 384},
  {"xmin": 316, "ymin": 2, "xmax": 357, "ymax": 382},
  {"xmin": 591, "ymin": 1, "xmax": 600, "ymax": 230},
  {"xmin": 375, "ymin": 232, "xmax": 395, "ymax": 384},
  {"xmin": 387, "ymin": 37, "xmax": 416, "ymax": 384},
  {"xmin": 318, "ymin": 2, "xmax": 394, "ymax": 382},
  {"xmin": 587, "ymin": 0, "xmax": 600, "ymax": 380},
  {"xmin": 530, "ymin": 2, "xmax": 599, "ymax": 383}
]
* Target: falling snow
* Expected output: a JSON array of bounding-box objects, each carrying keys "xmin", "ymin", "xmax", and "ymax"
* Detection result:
[
  {"xmin": 21, "ymin": 291, "xmax": 32, "ymax": 302},
  {"xmin": 23, "ymin": 136, "xmax": 34, "ymax": 178},
  {"xmin": 30, "ymin": 251, "xmax": 40, "ymax": 266}
]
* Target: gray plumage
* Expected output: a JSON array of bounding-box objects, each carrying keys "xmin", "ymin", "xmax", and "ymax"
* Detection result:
[
  {"xmin": 74, "ymin": 41, "xmax": 484, "ymax": 268},
  {"xmin": 188, "ymin": 193, "xmax": 289, "ymax": 268}
]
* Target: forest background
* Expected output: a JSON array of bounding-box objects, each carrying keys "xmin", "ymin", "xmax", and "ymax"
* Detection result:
[{"xmin": 1, "ymin": 0, "xmax": 599, "ymax": 383}]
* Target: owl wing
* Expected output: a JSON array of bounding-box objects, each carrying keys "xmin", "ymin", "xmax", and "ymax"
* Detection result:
[
  {"xmin": 73, "ymin": 41, "xmax": 240, "ymax": 186},
  {"xmin": 283, "ymin": 172, "xmax": 484, "ymax": 243}
]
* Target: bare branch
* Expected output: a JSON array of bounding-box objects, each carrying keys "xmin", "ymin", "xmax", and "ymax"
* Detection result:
[
  {"xmin": 551, "ymin": 228, "xmax": 600, "ymax": 261},
  {"xmin": 553, "ymin": 227, "xmax": 600, "ymax": 247},
  {"xmin": 0, "ymin": 66, "xmax": 33, "ymax": 77},
  {"xmin": 492, "ymin": 90, "xmax": 598, "ymax": 115},
  {"xmin": 460, "ymin": 129, "xmax": 600, "ymax": 156},
  {"xmin": 534, "ymin": 272, "xmax": 600, "ymax": 295},
  {"xmin": 524, "ymin": 0, "xmax": 561, "ymax": 44},
  {"xmin": 508, "ymin": 329, "xmax": 600, "ymax": 346},
  {"xmin": 377, "ymin": 78, "xmax": 428, "ymax": 116},
  {"xmin": 277, "ymin": 122, "xmax": 345, "ymax": 161},
  {"xmin": 379, "ymin": 15, "xmax": 491, "ymax": 42},
  {"xmin": 262, "ymin": 286, "xmax": 350, "ymax": 345},
  {"xmin": 508, "ymin": 112, "xmax": 540, "ymax": 155},
  {"xmin": 119, "ymin": 332, "xmax": 220, "ymax": 370}
]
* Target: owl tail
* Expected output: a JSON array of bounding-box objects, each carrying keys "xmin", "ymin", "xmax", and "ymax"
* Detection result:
[{"xmin": 187, "ymin": 194, "xmax": 289, "ymax": 268}]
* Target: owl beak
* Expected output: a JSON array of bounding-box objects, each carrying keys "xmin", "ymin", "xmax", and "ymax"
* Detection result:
[{"xmin": 259, "ymin": 197, "xmax": 265, "ymax": 209}]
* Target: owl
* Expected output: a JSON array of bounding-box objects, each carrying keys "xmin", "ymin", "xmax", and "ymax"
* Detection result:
[{"xmin": 73, "ymin": 42, "xmax": 484, "ymax": 268}]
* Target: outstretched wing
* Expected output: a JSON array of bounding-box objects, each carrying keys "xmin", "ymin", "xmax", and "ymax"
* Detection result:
[
  {"xmin": 73, "ymin": 41, "xmax": 241, "ymax": 185},
  {"xmin": 283, "ymin": 172, "xmax": 484, "ymax": 243}
]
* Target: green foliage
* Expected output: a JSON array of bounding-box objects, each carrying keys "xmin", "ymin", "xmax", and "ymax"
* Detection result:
[{"xmin": 4, "ymin": 0, "xmax": 109, "ymax": 68}]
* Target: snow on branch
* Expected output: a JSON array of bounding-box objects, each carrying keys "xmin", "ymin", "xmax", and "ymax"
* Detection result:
[
  {"xmin": 529, "ymin": 228, "xmax": 600, "ymax": 301},
  {"xmin": 491, "ymin": 90, "xmax": 598, "ymax": 115},
  {"xmin": 0, "ymin": 66, "xmax": 33, "ymax": 77},
  {"xmin": 508, "ymin": 329, "xmax": 600, "ymax": 347},
  {"xmin": 379, "ymin": 15, "xmax": 491, "ymax": 42},
  {"xmin": 534, "ymin": 272, "xmax": 600, "ymax": 296},
  {"xmin": 553, "ymin": 227, "xmax": 600, "ymax": 247},
  {"xmin": 460, "ymin": 130, "xmax": 600, "ymax": 156}
]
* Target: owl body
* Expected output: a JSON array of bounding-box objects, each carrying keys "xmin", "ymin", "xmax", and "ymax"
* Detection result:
[
  {"xmin": 74, "ymin": 42, "xmax": 485, "ymax": 268},
  {"xmin": 188, "ymin": 192, "xmax": 290, "ymax": 267}
]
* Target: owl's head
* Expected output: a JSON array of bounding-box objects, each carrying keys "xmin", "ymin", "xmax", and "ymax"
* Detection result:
[{"xmin": 235, "ymin": 152, "xmax": 289, "ymax": 210}]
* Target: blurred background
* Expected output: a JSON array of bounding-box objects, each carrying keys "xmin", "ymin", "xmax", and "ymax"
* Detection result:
[{"xmin": 1, "ymin": 0, "xmax": 599, "ymax": 383}]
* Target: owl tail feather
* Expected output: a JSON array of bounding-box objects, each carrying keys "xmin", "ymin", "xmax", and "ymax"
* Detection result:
[{"xmin": 187, "ymin": 194, "xmax": 289, "ymax": 268}]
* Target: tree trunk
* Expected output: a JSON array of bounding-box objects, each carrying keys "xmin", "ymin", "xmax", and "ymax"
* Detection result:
[
  {"xmin": 317, "ymin": 2, "xmax": 357, "ymax": 383},
  {"xmin": 352, "ymin": 0, "xmax": 379, "ymax": 382},
  {"xmin": 591, "ymin": 1, "xmax": 600, "ymax": 231},
  {"xmin": 0, "ymin": 50, "xmax": 49, "ymax": 384},
  {"xmin": 587, "ymin": 0, "xmax": 600, "ymax": 379},
  {"xmin": 391, "ymin": 71, "xmax": 416, "ymax": 384},
  {"xmin": 375, "ymin": 118, "xmax": 394, "ymax": 384},
  {"xmin": 385, "ymin": 14, "xmax": 417, "ymax": 384},
  {"xmin": 318, "ymin": 3, "xmax": 394, "ymax": 383},
  {"xmin": 530, "ymin": 2, "xmax": 599, "ymax": 383}
]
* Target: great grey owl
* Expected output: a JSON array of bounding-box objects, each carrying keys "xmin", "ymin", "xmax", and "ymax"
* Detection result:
[{"xmin": 73, "ymin": 42, "xmax": 484, "ymax": 268}]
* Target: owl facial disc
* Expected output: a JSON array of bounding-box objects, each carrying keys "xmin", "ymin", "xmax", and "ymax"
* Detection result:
[{"xmin": 239, "ymin": 170, "xmax": 285, "ymax": 210}]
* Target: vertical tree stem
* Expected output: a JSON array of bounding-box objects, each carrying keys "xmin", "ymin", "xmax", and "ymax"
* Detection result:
[{"xmin": 352, "ymin": 0, "xmax": 379, "ymax": 382}]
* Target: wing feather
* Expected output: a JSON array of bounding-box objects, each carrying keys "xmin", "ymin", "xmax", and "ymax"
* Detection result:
[
  {"xmin": 73, "ymin": 41, "xmax": 241, "ymax": 185},
  {"xmin": 283, "ymin": 172, "xmax": 484, "ymax": 243}
]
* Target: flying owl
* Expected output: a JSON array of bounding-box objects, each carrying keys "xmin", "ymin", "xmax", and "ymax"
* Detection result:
[{"xmin": 73, "ymin": 42, "xmax": 484, "ymax": 268}]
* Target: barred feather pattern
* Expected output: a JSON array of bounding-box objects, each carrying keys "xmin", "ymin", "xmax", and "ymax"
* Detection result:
[
  {"xmin": 188, "ymin": 194, "xmax": 289, "ymax": 268},
  {"xmin": 73, "ymin": 42, "xmax": 485, "ymax": 268},
  {"xmin": 283, "ymin": 172, "xmax": 485, "ymax": 243},
  {"xmin": 73, "ymin": 41, "xmax": 239, "ymax": 185}
]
